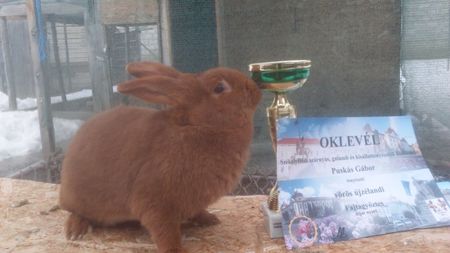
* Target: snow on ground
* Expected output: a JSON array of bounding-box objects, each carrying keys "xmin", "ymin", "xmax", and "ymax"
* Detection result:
[
  {"xmin": 0, "ymin": 89, "xmax": 93, "ymax": 111},
  {"xmin": 0, "ymin": 110, "xmax": 83, "ymax": 161},
  {"xmin": 0, "ymin": 91, "xmax": 36, "ymax": 111},
  {"xmin": 0, "ymin": 87, "xmax": 122, "ymax": 161},
  {"xmin": 0, "ymin": 91, "xmax": 85, "ymax": 161}
]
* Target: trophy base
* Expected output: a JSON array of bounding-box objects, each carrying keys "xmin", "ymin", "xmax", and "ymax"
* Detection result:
[{"xmin": 260, "ymin": 202, "xmax": 283, "ymax": 238}]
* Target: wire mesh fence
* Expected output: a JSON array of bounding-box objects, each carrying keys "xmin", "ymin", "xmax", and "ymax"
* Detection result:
[{"xmin": 233, "ymin": 172, "xmax": 277, "ymax": 195}]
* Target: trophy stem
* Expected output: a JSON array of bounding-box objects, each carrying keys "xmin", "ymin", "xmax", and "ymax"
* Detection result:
[
  {"xmin": 266, "ymin": 93, "xmax": 297, "ymax": 211},
  {"xmin": 266, "ymin": 93, "xmax": 297, "ymax": 153}
]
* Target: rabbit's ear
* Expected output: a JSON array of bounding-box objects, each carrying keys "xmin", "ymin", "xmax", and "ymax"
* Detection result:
[
  {"xmin": 126, "ymin": 62, "xmax": 180, "ymax": 78},
  {"xmin": 117, "ymin": 76, "xmax": 183, "ymax": 105}
]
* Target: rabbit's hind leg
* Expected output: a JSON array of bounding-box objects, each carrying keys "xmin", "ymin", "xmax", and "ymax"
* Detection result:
[
  {"xmin": 65, "ymin": 213, "xmax": 92, "ymax": 240},
  {"xmin": 141, "ymin": 213, "xmax": 187, "ymax": 253}
]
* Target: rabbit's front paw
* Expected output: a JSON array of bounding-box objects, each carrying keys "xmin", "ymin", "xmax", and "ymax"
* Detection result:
[
  {"xmin": 189, "ymin": 210, "xmax": 221, "ymax": 227},
  {"xmin": 64, "ymin": 213, "xmax": 91, "ymax": 240},
  {"xmin": 163, "ymin": 248, "xmax": 188, "ymax": 253}
]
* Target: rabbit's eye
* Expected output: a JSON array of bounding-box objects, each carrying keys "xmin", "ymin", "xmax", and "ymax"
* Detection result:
[
  {"xmin": 214, "ymin": 82, "xmax": 226, "ymax": 94},
  {"xmin": 212, "ymin": 80, "xmax": 231, "ymax": 95}
]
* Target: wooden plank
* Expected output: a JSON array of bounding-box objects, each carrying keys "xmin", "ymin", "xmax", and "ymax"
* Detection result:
[
  {"xmin": 0, "ymin": 17, "xmax": 17, "ymax": 110},
  {"xmin": 120, "ymin": 25, "xmax": 130, "ymax": 105},
  {"xmin": 160, "ymin": 0, "xmax": 172, "ymax": 65},
  {"xmin": 100, "ymin": 0, "xmax": 159, "ymax": 25},
  {"xmin": 6, "ymin": 18, "xmax": 35, "ymax": 98},
  {"xmin": 85, "ymin": 0, "xmax": 112, "ymax": 112},
  {"xmin": 124, "ymin": 26, "xmax": 131, "ymax": 69},
  {"xmin": 0, "ymin": 3, "xmax": 84, "ymax": 21},
  {"xmin": 26, "ymin": 0, "xmax": 56, "ymax": 158},
  {"xmin": 10, "ymin": 160, "xmax": 46, "ymax": 179},
  {"xmin": 0, "ymin": 151, "xmax": 42, "ymax": 178},
  {"xmin": 0, "ymin": 4, "xmax": 27, "ymax": 17},
  {"xmin": 4, "ymin": 16, "xmax": 27, "ymax": 21},
  {"xmin": 62, "ymin": 22, "xmax": 72, "ymax": 91},
  {"xmin": 52, "ymin": 110, "xmax": 94, "ymax": 121},
  {"xmin": 2, "ymin": 177, "xmax": 450, "ymax": 252},
  {"xmin": 49, "ymin": 15, "xmax": 67, "ymax": 103}
]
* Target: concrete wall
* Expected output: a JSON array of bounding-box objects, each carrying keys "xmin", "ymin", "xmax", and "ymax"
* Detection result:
[{"xmin": 216, "ymin": 0, "xmax": 401, "ymax": 118}]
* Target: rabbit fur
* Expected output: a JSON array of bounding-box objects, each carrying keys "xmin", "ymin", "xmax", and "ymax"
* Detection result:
[{"xmin": 59, "ymin": 62, "xmax": 262, "ymax": 253}]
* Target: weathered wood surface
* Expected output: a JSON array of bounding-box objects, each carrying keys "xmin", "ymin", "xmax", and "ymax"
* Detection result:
[
  {"xmin": 0, "ymin": 17, "xmax": 17, "ymax": 110},
  {"xmin": 26, "ymin": 0, "xmax": 56, "ymax": 158},
  {"xmin": 100, "ymin": 0, "xmax": 159, "ymax": 25},
  {"xmin": 85, "ymin": 0, "xmax": 112, "ymax": 112},
  {"xmin": 0, "ymin": 3, "xmax": 84, "ymax": 18},
  {"xmin": 49, "ymin": 15, "xmax": 67, "ymax": 103},
  {"xmin": 1, "ymin": 178, "xmax": 449, "ymax": 253}
]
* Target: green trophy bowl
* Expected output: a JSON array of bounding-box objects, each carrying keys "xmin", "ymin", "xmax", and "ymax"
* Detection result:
[{"xmin": 248, "ymin": 60, "xmax": 311, "ymax": 93}]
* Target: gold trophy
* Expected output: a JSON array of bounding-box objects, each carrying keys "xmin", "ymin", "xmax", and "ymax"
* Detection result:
[{"xmin": 249, "ymin": 60, "xmax": 311, "ymax": 237}]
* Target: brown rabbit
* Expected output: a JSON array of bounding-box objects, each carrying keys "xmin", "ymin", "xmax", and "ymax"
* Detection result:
[{"xmin": 59, "ymin": 62, "xmax": 261, "ymax": 253}]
